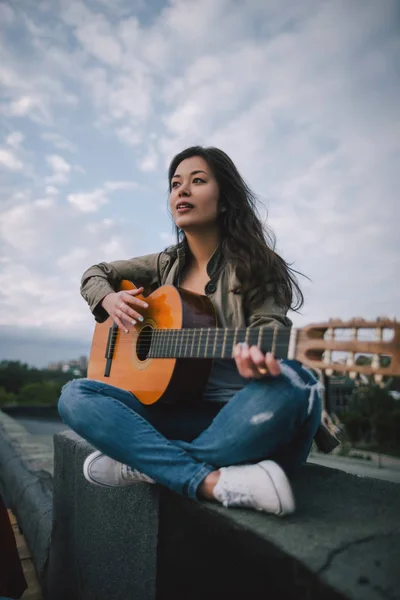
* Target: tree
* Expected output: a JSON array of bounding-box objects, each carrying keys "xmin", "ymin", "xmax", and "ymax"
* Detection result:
[
  {"xmin": 0, "ymin": 360, "xmax": 75, "ymax": 398},
  {"xmin": 0, "ymin": 386, "xmax": 17, "ymax": 407},
  {"xmin": 342, "ymin": 384, "xmax": 400, "ymax": 450},
  {"xmin": 0, "ymin": 360, "xmax": 42, "ymax": 394},
  {"xmin": 17, "ymin": 382, "xmax": 62, "ymax": 406},
  {"xmin": 348, "ymin": 384, "xmax": 395, "ymax": 417}
]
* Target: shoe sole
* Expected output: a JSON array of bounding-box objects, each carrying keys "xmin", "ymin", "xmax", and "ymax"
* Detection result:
[{"xmin": 258, "ymin": 461, "xmax": 295, "ymax": 516}]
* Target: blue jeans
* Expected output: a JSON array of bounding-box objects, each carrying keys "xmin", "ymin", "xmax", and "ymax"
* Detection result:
[{"xmin": 58, "ymin": 360, "xmax": 322, "ymax": 500}]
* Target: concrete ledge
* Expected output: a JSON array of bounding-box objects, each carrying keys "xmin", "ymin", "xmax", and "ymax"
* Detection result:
[
  {"xmin": 46, "ymin": 430, "xmax": 400, "ymax": 600},
  {"xmin": 46, "ymin": 430, "xmax": 159, "ymax": 600},
  {"xmin": 157, "ymin": 467, "xmax": 400, "ymax": 600},
  {"xmin": 1, "ymin": 417, "xmax": 399, "ymax": 599},
  {"xmin": 0, "ymin": 410, "xmax": 53, "ymax": 586}
]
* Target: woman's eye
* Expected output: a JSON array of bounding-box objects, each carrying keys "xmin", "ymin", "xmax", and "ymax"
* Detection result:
[{"xmin": 171, "ymin": 178, "xmax": 204, "ymax": 188}]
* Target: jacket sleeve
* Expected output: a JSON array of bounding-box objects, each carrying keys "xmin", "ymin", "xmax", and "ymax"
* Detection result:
[
  {"xmin": 245, "ymin": 283, "xmax": 292, "ymax": 329},
  {"xmin": 80, "ymin": 253, "xmax": 161, "ymax": 323}
]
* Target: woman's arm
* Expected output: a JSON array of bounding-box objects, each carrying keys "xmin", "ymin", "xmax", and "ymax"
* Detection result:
[{"xmin": 80, "ymin": 253, "xmax": 161, "ymax": 322}]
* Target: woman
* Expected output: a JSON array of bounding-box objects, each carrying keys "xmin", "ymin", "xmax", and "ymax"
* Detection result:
[{"xmin": 58, "ymin": 146, "xmax": 323, "ymax": 516}]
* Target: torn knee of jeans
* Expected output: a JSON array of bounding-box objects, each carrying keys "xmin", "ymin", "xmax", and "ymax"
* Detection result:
[{"xmin": 250, "ymin": 411, "xmax": 274, "ymax": 425}]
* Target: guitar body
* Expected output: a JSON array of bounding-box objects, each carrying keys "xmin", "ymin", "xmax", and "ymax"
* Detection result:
[{"xmin": 88, "ymin": 282, "xmax": 216, "ymax": 405}]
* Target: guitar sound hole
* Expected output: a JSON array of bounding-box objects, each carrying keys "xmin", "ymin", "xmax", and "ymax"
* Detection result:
[{"xmin": 137, "ymin": 325, "xmax": 153, "ymax": 361}]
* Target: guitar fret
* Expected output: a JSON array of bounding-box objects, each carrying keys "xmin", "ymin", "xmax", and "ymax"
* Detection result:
[
  {"xmin": 221, "ymin": 328, "xmax": 227, "ymax": 358},
  {"xmin": 172, "ymin": 329, "xmax": 177, "ymax": 358},
  {"xmin": 163, "ymin": 331, "xmax": 169, "ymax": 357},
  {"xmin": 197, "ymin": 329, "xmax": 202, "ymax": 357},
  {"xmin": 212, "ymin": 329, "xmax": 217, "ymax": 357},
  {"xmin": 275, "ymin": 328, "xmax": 290, "ymax": 359},
  {"xmin": 205, "ymin": 328, "xmax": 210, "ymax": 359},
  {"xmin": 163, "ymin": 330, "xmax": 167, "ymax": 358},
  {"xmin": 272, "ymin": 326, "xmax": 278, "ymax": 355},
  {"xmin": 190, "ymin": 329, "xmax": 195, "ymax": 358},
  {"xmin": 257, "ymin": 327, "xmax": 262, "ymax": 349},
  {"xmin": 184, "ymin": 328, "xmax": 189, "ymax": 357},
  {"xmin": 156, "ymin": 330, "xmax": 161, "ymax": 357},
  {"xmin": 179, "ymin": 328, "xmax": 184, "ymax": 358}
]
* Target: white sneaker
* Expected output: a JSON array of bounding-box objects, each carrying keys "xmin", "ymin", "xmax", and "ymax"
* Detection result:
[
  {"xmin": 213, "ymin": 460, "xmax": 295, "ymax": 516},
  {"xmin": 83, "ymin": 450, "xmax": 155, "ymax": 488}
]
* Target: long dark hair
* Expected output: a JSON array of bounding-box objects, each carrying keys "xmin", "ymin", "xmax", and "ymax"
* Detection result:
[{"xmin": 167, "ymin": 145, "xmax": 304, "ymax": 312}]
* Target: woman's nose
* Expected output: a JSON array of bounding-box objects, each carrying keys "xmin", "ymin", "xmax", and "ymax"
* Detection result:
[{"xmin": 179, "ymin": 184, "xmax": 190, "ymax": 197}]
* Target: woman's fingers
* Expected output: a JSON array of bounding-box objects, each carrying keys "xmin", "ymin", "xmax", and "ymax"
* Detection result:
[
  {"xmin": 265, "ymin": 351, "xmax": 281, "ymax": 376},
  {"xmin": 233, "ymin": 343, "xmax": 258, "ymax": 378},
  {"xmin": 233, "ymin": 343, "xmax": 280, "ymax": 378},
  {"xmin": 114, "ymin": 313, "xmax": 129, "ymax": 334},
  {"xmin": 115, "ymin": 288, "xmax": 149, "ymax": 328}
]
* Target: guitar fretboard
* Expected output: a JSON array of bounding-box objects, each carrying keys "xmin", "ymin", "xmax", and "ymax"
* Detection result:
[{"xmin": 148, "ymin": 326, "xmax": 291, "ymax": 360}]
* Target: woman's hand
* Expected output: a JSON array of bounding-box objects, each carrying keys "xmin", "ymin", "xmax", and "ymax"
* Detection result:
[
  {"xmin": 233, "ymin": 343, "xmax": 281, "ymax": 379},
  {"xmin": 101, "ymin": 288, "xmax": 149, "ymax": 333}
]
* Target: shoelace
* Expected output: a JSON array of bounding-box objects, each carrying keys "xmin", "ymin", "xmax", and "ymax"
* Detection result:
[
  {"xmin": 122, "ymin": 464, "xmax": 153, "ymax": 483},
  {"xmin": 218, "ymin": 475, "xmax": 254, "ymax": 507}
]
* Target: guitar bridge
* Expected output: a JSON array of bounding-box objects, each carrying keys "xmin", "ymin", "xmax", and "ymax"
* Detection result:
[{"xmin": 104, "ymin": 323, "xmax": 118, "ymax": 377}]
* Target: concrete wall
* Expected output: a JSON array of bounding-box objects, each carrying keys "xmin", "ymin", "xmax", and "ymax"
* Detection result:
[
  {"xmin": 47, "ymin": 431, "xmax": 400, "ymax": 600},
  {"xmin": 1, "ymin": 411, "xmax": 400, "ymax": 600},
  {"xmin": 0, "ymin": 410, "xmax": 53, "ymax": 584}
]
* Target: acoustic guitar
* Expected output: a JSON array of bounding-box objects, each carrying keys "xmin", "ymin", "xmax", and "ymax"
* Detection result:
[{"xmin": 88, "ymin": 280, "xmax": 399, "ymax": 406}]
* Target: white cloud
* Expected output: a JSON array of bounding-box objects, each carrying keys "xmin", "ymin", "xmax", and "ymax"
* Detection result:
[
  {"xmin": 104, "ymin": 180, "xmax": 137, "ymax": 191},
  {"xmin": 85, "ymin": 218, "xmax": 114, "ymax": 234},
  {"xmin": 0, "ymin": 148, "xmax": 23, "ymax": 171},
  {"xmin": 68, "ymin": 179, "xmax": 138, "ymax": 212},
  {"xmin": 9, "ymin": 96, "xmax": 36, "ymax": 116},
  {"xmin": 5, "ymin": 131, "xmax": 24, "ymax": 148},
  {"xmin": 115, "ymin": 125, "xmax": 142, "ymax": 146},
  {"xmin": 0, "ymin": 3, "xmax": 15, "ymax": 24},
  {"xmin": 0, "ymin": 201, "xmax": 53, "ymax": 250},
  {"xmin": 41, "ymin": 132, "xmax": 76, "ymax": 152},
  {"xmin": 45, "ymin": 154, "xmax": 71, "ymax": 184},
  {"xmin": 138, "ymin": 147, "xmax": 159, "ymax": 172},
  {"xmin": 74, "ymin": 16, "xmax": 123, "ymax": 66},
  {"xmin": 45, "ymin": 185, "xmax": 59, "ymax": 196},
  {"xmin": 67, "ymin": 188, "xmax": 109, "ymax": 213}
]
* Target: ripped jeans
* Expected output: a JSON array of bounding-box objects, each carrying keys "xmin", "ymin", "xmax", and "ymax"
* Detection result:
[{"xmin": 58, "ymin": 360, "xmax": 322, "ymax": 500}]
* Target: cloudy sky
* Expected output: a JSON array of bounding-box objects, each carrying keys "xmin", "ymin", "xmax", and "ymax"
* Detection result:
[{"xmin": 0, "ymin": 0, "xmax": 399, "ymax": 368}]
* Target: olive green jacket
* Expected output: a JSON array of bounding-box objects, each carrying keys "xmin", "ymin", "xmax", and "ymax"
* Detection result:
[
  {"xmin": 80, "ymin": 242, "xmax": 339, "ymax": 453},
  {"xmin": 81, "ymin": 242, "xmax": 292, "ymax": 330}
]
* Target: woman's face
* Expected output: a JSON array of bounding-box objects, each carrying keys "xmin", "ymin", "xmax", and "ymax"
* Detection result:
[{"xmin": 169, "ymin": 156, "xmax": 220, "ymax": 231}]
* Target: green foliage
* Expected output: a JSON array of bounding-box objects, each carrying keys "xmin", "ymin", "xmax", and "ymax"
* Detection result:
[
  {"xmin": 0, "ymin": 360, "xmax": 78, "ymax": 406},
  {"xmin": 392, "ymin": 410, "xmax": 400, "ymax": 445},
  {"xmin": 341, "ymin": 412, "xmax": 370, "ymax": 443},
  {"xmin": 0, "ymin": 386, "xmax": 17, "ymax": 407},
  {"xmin": 348, "ymin": 384, "xmax": 395, "ymax": 416},
  {"xmin": 17, "ymin": 381, "xmax": 62, "ymax": 406},
  {"xmin": 341, "ymin": 384, "xmax": 400, "ymax": 450}
]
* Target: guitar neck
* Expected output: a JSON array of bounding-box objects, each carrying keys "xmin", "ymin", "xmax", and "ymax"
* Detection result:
[
  {"xmin": 148, "ymin": 326, "xmax": 292, "ymax": 360},
  {"xmin": 146, "ymin": 317, "xmax": 400, "ymax": 379}
]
